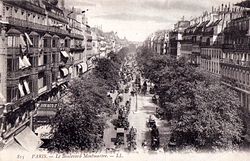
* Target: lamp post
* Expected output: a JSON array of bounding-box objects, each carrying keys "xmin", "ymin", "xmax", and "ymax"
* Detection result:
[{"xmin": 135, "ymin": 86, "xmax": 139, "ymax": 112}]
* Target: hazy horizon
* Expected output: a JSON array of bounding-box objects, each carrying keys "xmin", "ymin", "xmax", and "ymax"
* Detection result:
[{"xmin": 66, "ymin": 0, "xmax": 240, "ymax": 42}]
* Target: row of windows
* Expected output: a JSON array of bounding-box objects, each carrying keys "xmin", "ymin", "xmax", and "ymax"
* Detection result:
[
  {"xmin": 4, "ymin": 4, "xmax": 67, "ymax": 27},
  {"xmin": 7, "ymin": 51, "xmax": 71, "ymax": 72},
  {"xmin": 224, "ymin": 36, "xmax": 249, "ymax": 45},
  {"xmin": 7, "ymin": 77, "xmax": 32, "ymax": 102},
  {"xmin": 7, "ymin": 35, "xmax": 78, "ymax": 49},
  {"xmin": 4, "ymin": 4, "xmax": 46, "ymax": 25},
  {"xmin": 230, "ymin": 19, "xmax": 249, "ymax": 31}
]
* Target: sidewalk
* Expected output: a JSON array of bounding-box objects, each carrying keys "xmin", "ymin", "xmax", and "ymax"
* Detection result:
[{"xmin": 128, "ymin": 91, "xmax": 171, "ymax": 152}]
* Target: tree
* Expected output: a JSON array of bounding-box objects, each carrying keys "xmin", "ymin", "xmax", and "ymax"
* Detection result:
[
  {"xmin": 170, "ymin": 82, "xmax": 244, "ymax": 150},
  {"xmin": 48, "ymin": 77, "xmax": 113, "ymax": 152},
  {"xmin": 136, "ymin": 47, "xmax": 244, "ymax": 150},
  {"xmin": 92, "ymin": 58, "xmax": 120, "ymax": 90}
]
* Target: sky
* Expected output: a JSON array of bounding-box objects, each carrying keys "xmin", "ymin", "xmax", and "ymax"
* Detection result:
[{"xmin": 66, "ymin": 0, "xmax": 240, "ymax": 42}]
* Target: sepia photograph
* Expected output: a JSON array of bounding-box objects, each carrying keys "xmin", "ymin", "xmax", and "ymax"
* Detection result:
[{"xmin": 0, "ymin": 0, "xmax": 250, "ymax": 161}]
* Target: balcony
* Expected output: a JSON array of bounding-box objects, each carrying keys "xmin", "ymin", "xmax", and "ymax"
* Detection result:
[
  {"xmin": 38, "ymin": 65, "xmax": 46, "ymax": 71},
  {"xmin": 71, "ymin": 33, "xmax": 84, "ymax": 40},
  {"xmin": 57, "ymin": 77, "xmax": 70, "ymax": 85},
  {"xmin": 47, "ymin": 11, "xmax": 68, "ymax": 23},
  {"xmin": 7, "ymin": 68, "xmax": 32, "ymax": 79},
  {"xmin": 220, "ymin": 59, "xmax": 250, "ymax": 70},
  {"xmin": 70, "ymin": 46, "xmax": 85, "ymax": 52},
  {"xmin": 43, "ymin": 48, "xmax": 52, "ymax": 53},
  {"xmin": 29, "ymin": 47, "xmax": 39, "ymax": 54},
  {"xmin": 2, "ymin": 118, "xmax": 30, "ymax": 139},
  {"xmin": 7, "ymin": 17, "xmax": 47, "ymax": 31},
  {"xmin": 221, "ymin": 76, "xmax": 250, "ymax": 93},
  {"xmin": 222, "ymin": 44, "xmax": 250, "ymax": 52},
  {"xmin": 38, "ymin": 86, "xmax": 48, "ymax": 95},
  {"xmin": 7, "ymin": 47, "xmax": 20, "ymax": 56},
  {"xmin": 6, "ymin": 17, "xmax": 69, "ymax": 36},
  {"xmin": 3, "ymin": 0, "xmax": 46, "ymax": 15},
  {"xmin": 15, "ymin": 93, "xmax": 34, "ymax": 106}
]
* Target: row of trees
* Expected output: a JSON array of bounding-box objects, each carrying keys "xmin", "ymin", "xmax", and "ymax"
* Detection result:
[
  {"xmin": 48, "ymin": 49, "xmax": 128, "ymax": 152},
  {"xmin": 136, "ymin": 46, "xmax": 245, "ymax": 151}
]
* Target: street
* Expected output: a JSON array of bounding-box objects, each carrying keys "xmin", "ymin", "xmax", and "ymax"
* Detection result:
[{"xmin": 103, "ymin": 76, "xmax": 171, "ymax": 152}]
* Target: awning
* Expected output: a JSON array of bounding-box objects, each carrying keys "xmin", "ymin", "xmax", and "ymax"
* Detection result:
[
  {"xmin": 3, "ymin": 139, "xmax": 27, "ymax": 152},
  {"xmin": 7, "ymin": 28, "xmax": 21, "ymax": 35},
  {"xmin": 23, "ymin": 80, "xmax": 30, "ymax": 94},
  {"xmin": 77, "ymin": 64, "xmax": 82, "ymax": 69},
  {"xmin": 19, "ymin": 57, "xmax": 25, "ymax": 69},
  {"xmin": 18, "ymin": 83, "xmax": 25, "ymax": 97},
  {"xmin": 14, "ymin": 126, "xmax": 43, "ymax": 151},
  {"xmin": 29, "ymin": 31, "xmax": 39, "ymax": 36},
  {"xmin": 60, "ymin": 51, "xmax": 69, "ymax": 58},
  {"xmin": 53, "ymin": 34, "xmax": 60, "ymax": 38},
  {"xmin": 80, "ymin": 62, "xmax": 88, "ymax": 71},
  {"xmin": 62, "ymin": 84, "xmax": 67, "ymax": 89},
  {"xmin": 25, "ymin": 32, "xmax": 33, "ymax": 46},
  {"xmin": 20, "ymin": 35, "xmax": 27, "ymax": 52},
  {"xmin": 22, "ymin": 56, "xmax": 31, "ymax": 67},
  {"xmin": 60, "ymin": 68, "xmax": 69, "ymax": 77},
  {"xmin": 44, "ymin": 33, "xmax": 52, "ymax": 38},
  {"xmin": 65, "ymin": 36, "xmax": 70, "ymax": 40}
]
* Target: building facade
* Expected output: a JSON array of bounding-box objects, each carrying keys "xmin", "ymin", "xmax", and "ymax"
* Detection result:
[{"xmin": 0, "ymin": 0, "xmax": 88, "ymax": 150}]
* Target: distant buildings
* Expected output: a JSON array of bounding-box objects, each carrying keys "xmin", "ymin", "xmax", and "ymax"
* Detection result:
[
  {"xmin": 145, "ymin": 0, "xmax": 250, "ymax": 132},
  {"xmin": 0, "ymin": 0, "xmax": 129, "ymax": 151},
  {"xmin": 144, "ymin": 30, "xmax": 170, "ymax": 55}
]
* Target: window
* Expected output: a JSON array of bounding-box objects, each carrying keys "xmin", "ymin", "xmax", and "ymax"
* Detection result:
[
  {"xmin": 43, "ymin": 54, "xmax": 48, "ymax": 65},
  {"xmin": 52, "ymin": 39, "xmax": 56, "ymax": 48},
  {"xmin": 38, "ymin": 54, "xmax": 44, "ymax": 66},
  {"xmin": 30, "ymin": 37, "xmax": 39, "ymax": 47},
  {"xmin": 52, "ymin": 53, "xmax": 56, "ymax": 63},
  {"xmin": 65, "ymin": 39, "xmax": 70, "ymax": 48},
  {"xmin": 7, "ymin": 87, "xmax": 12, "ymax": 102},
  {"xmin": 52, "ymin": 71, "xmax": 57, "ymax": 82},
  {"xmin": 43, "ymin": 39, "xmax": 48, "ymax": 48},
  {"xmin": 7, "ymin": 58, "xmax": 12, "ymax": 72},
  {"xmin": 7, "ymin": 87, "xmax": 18, "ymax": 102},
  {"xmin": 38, "ymin": 72, "xmax": 46, "ymax": 89}
]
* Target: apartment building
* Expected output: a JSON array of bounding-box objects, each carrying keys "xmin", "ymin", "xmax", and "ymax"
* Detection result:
[
  {"xmin": 169, "ymin": 20, "xmax": 190, "ymax": 59},
  {"xmin": 0, "ymin": 0, "xmax": 87, "ymax": 151},
  {"xmin": 144, "ymin": 30, "xmax": 170, "ymax": 55},
  {"xmin": 220, "ymin": 1, "xmax": 250, "ymax": 112}
]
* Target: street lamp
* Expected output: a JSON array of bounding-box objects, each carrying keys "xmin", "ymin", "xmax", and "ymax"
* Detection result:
[{"xmin": 135, "ymin": 86, "xmax": 139, "ymax": 112}]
